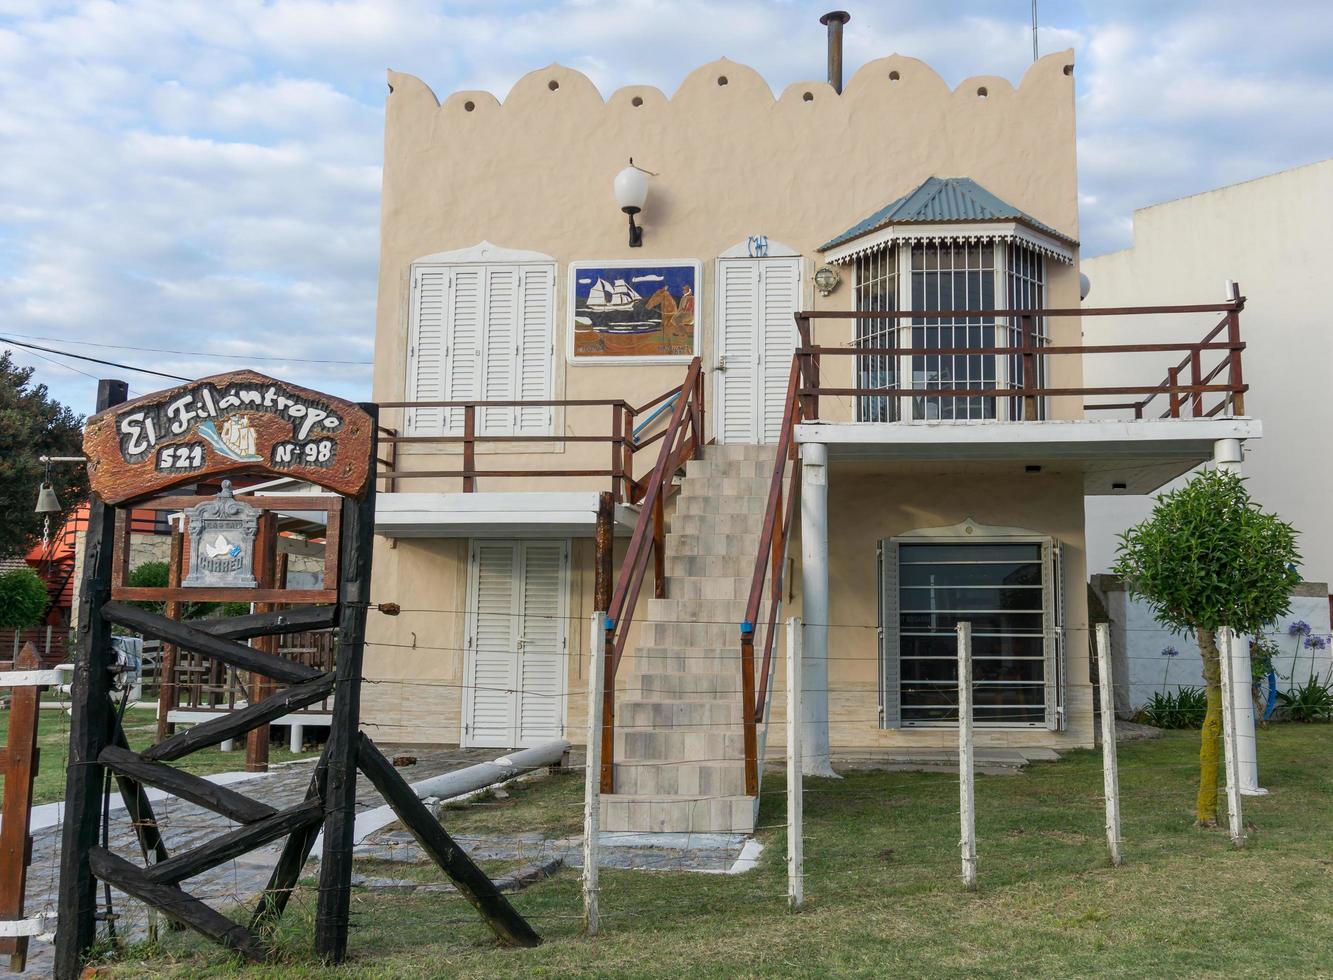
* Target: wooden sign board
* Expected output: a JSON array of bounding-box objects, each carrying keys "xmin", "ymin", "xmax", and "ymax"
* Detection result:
[{"xmin": 84, "ymin": 371, "xmax": 373, "ymax": 505}]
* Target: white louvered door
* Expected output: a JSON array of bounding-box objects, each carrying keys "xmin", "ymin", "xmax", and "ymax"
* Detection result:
[
  {"xmin": 443, "ymin": 266, "xmax": 484, "ymax": 435},
  {"xmin": 407, "ymin": 267, "xmax": 448, "ymax": 434},
  {"xmin": 717, "ymin": 256, "xmax": 801, "ymax": 444},
  {"xmin": 406, "ymin": 261, "xmax": 554, "ymax": 437},
  {"xmin": 516, "ymin": 541, "xmax": 567, "ymax": 744},
  {"xmin": 464, "ymin": 539, "xmax": 568, "ymax": 747},
  {"xmin": 464, "ymin": 541, "xmax": 521, "ymax": 747},
  {"xmin": 758, "ymin": 258, "xmax": 801, "ymax": 443},
  {"xmin": 717, "ymin": 259, "xmax": 759, "ymax": 443}
]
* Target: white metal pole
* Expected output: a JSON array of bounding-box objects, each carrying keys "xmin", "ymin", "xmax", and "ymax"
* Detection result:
[
  {"xmin": 799, "ymin": 442, "xmax": 837, "ymax": 777},
  {"xmin": 957, "ymin": 621, "xmax": 977, "ymax": 890},
  {"xmin": 1095, "ymin": 624, "xmax": 1123, "ymax": 866},
  {"xmin": 1217, "ymin": 627, "xmax": 1246, "ymax": 847},
  {"xmin": 583, "ymin": 612, "xmax": 605, "ymax": 934},
  {"xmin": 1212, "ymin": 438, "xmax": 1264, "ymax": 796},
  {"xmin": 786, "ymin": 616, "xmax": 804, "ymax": 910}
]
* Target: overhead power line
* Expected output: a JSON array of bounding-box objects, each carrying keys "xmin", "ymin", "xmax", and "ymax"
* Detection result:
[
  {"xmin": 1, "ymin": 331, "xmax": 372, "ymax": 366},
  {"xmin": 0, "ymin": 335, "xmax": 192, "ymax": 382}
]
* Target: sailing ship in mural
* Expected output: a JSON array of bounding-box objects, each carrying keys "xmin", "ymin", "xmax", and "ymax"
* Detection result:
[{"xmin": 571, "ymin": 261, "xmax": 698, "ymax": 359}]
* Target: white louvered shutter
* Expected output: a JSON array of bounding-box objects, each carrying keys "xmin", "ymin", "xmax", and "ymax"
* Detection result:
[
  {"xmin": 718, "ymin": 259, "xmax": 759, "ymax": 444},
  {"xmin": 516, "ymin": 266, "xmax": 555, "ymax": 435},
  {"xmin": 479, "ymin": 266, "xmax": 519, "ymax": 435},
  {"xmin": 407, "ymin": 267, "xmax": 448, "ymax": 434},
  {"xmin": 444, "ymin": 266, "xmax": 484, "ymax": 435},
  {"xmin": 466, "ymin": 542, "xmax": 520, "ymax": 747},
  {"xmin": 516, "ymin": 542, "xmax": 566, "ymax": 743},
  {"xmin": 758, "ymin": 258, "xmax": 800, "ymax": 444}
]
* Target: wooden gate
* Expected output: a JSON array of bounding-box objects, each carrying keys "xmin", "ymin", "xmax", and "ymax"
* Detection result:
[{"xmin": 53, "ymin": 372, "xmax": 538, "ymax": 977}]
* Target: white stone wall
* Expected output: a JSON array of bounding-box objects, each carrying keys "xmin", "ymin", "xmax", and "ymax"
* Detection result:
[{"xmin": 1094, "ymin": 578, "xmax": 1331, "ymax": 714}]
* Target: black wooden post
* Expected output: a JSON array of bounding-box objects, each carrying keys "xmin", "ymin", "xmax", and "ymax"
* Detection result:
[
  {"xmin": 54, "ymin": 378, "xmax": 128, "ymax": 980},
  {"xmin": 314, "ymin": 404, "xmax": 379, "ymax": 962}
]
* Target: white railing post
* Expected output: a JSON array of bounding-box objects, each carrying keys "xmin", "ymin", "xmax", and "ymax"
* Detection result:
[
  {"xmin": 786, "ymin": 616, "xmax": 804, "ymax": 910},
  {"xmin": 1217, "ymin": 627, "xmax": 1245, "ymax": 847},
  {"xmin": 957, "ymin": 621, "xmax": 977, "ymax": 890},
  {"xmin": 583, "ymin": 612, "xmax": 605, "ymax": 934},
  {"xmin": 1095, "ymin": 623, "xmax": 1123, "ymax": 866}
]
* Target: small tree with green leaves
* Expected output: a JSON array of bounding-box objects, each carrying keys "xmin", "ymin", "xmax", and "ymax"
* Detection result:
[
  {"xmin": 0, "ymin": 566, "xmax": 50, "ymax": 630},
  {"xmin": 1113, "ymin": 469, "xmax": 1300, "ymax": 826}
]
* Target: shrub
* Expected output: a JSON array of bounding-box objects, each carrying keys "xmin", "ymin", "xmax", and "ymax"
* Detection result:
[
  {"xmin": 1277, "ymin": 674, "xmax": 1333, "ymax": 723},
  {"xmin": 127, "ymin": 561, "xmax": 249, "ymax": 620},
  {"xmin": 1139, "ymin": 687, "xmax": 1209, "ymax": 729},
  {"xmin": 0, "ymin": 566, "xmax": 49, "ymax": 629}
]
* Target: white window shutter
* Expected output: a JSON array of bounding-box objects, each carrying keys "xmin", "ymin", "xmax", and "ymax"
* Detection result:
[
  {"xmin": 466, "ymin": 541, "xmax": 521, "ymax": 747},
  {"xmin": 718, "ymin": 259, "xmax": 759, "ymax": 444},
  {"xmin": 516, "ymin": 541, "xmax": 565, "ymax": 743},
  {"xmin": 516, "ymin": 266, "xmax": 555, "ymax": 435},
  {"xmin": 480, "ymin": 265, "xmax": 519, "ymax": 435},
  {"xmin": 407, "ymin": 268, "xmax": 448, "ymax": 435},
  {"xmin": 880, "ymin": 540, "xmax": 902, "ymax": 728},
  {"xmin": 759, "ymin": 258, "xmax": 800, "ymax": 444},
  {"xmin": 444, "ymin": 266, "xmax": 484, "ymax": 435}
]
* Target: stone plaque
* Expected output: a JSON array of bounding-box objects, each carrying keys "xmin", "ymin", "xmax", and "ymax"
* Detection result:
[{"xmin": 183, "ymin": 481, "xmax": 260, "ymax": 588}]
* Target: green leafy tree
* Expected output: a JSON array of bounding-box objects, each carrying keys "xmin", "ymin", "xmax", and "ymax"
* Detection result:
[
  {"xmin": 0, "ymin": 351, "xmax": 87, "ymax": 558},
  {"xmin": 0, "ymin": 566, "xmax": 51, "ymax": 629},
  {"xmin": 1113, "ymin": 469, "xmax": 1300, "ymax": 826}
]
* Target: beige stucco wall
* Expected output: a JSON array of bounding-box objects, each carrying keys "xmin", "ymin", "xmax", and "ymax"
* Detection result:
[
  {"xmin": 1083, "ymin": 157, "xmax": 1333, "ymax": 582},
  {"xmin": 366, "ymin": 50, "xmax": 1091, "ymax": 748}
]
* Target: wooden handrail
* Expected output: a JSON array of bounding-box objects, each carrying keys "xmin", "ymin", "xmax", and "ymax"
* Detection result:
[{"xmin": 600, "ymin": 357, "xmax": 705, "ymax": 792}]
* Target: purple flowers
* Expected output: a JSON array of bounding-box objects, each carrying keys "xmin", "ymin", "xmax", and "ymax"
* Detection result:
[
  {"xmin": 1289, "ymin": 620, "xmax": 1312, "ymax": 637},
  {"xmin": 1306, "ymin": 635, "xmax": 1329, "ymax": 651},
  {"xmin": 1161, "ymin": 645, "xmax": 1180, "ymax": 657}
]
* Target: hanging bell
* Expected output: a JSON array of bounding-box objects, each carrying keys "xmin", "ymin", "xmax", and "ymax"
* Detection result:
[{"xmin": 34, "ymin": 481, "xmax": 62, "ymax": 514}]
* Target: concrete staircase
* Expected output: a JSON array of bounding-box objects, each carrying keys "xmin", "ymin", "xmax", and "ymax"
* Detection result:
[{"xmin": 600, "ymin": 444, "xmax": 777, "ymax": 834}]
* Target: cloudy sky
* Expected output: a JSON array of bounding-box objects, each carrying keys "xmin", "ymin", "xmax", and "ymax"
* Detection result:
[{"xmin": 3, "ymin": 0, "xmax": 1332, "ymax": 414}]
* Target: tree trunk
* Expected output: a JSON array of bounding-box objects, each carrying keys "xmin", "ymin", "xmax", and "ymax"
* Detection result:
[{"xmin": 1196, "ymin": 627, "xmax": 1222, "ymax": 826}]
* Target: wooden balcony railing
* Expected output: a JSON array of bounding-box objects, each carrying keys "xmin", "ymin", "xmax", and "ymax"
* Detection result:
[
  {"xmin": 792, "ymin": 291, "xmax": 1247, "ymax": 422},
  {"xmin": 375, "ymin": 381, "xmax": 700, "ymax": 503}
]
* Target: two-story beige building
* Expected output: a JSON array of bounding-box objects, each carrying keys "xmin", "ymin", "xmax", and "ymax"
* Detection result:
[{"xmin": 363, "ymin": 32, "xmax": 1258, "ymax": 833}]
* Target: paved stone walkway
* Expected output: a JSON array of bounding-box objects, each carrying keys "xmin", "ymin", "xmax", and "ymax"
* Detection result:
[{"xmin": 21, "ymin": 744, "xmax": 495, "ymax": 973}]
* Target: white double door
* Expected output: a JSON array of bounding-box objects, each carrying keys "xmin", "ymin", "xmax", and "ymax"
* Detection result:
[
  {"xmin": 463, "ymin": 539, "xmax": 568, "ymax": 748},
  {"xmin": 716, "ymin": 255, "xmax": 802, "ymax": 444}
]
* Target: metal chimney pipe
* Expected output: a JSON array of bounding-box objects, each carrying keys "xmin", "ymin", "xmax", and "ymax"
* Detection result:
[{"xmin": 820, "ymin": 10, "xmax": 851, "ymax": 94}]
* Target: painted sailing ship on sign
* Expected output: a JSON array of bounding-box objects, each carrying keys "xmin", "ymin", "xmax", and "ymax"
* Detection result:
[{"xmin": 569, "ymin": 260, "xmax": 700, "ymax": 361}]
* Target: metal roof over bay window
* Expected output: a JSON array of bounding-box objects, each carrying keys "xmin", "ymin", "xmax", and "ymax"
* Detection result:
[{"xmin": 818, "ymin": 176, "xmax": 1078, "ymax": 266}]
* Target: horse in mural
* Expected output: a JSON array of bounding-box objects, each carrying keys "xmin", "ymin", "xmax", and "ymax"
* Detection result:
[{"xmin": 646, "ymin": 285, "xmax": 694, "ymax": 347}]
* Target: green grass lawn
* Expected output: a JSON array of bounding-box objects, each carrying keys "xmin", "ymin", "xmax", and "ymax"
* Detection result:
[
  {"xmin": 0, "ymin": 705, "xmax": 316, "ymax": 805},
  {"xmin": 98, "ymin": 725, "xmax": 1333, "ymax": 978}
]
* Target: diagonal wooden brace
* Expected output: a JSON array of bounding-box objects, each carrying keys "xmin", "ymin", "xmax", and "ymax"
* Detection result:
[
  {"xmin": 100, "ymin": 602, "xmax": 320, "ymax": 684},
  {"xmin": 192, "ymin": 604, "xmax": 337, "ymax": 641},
  {"xmin": 145, "ymin": 800, "xmax": 326, "ymax": 885},
  {"xmin": 99, "ymin": 745, "xmax": 277, "ymax": 824},
  {"xmin": 356, "ymin": 734, "xmax": 541, "ymax": 948}
]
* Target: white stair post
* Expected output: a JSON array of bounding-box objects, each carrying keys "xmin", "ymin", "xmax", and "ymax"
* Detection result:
[
  {"xmin": 1095, "ymin": 624, "xmax": 1123, "ymax": 866},
  {"xmin": 957, "ymin": 621, "xmax": 977, "ymax": 890},
  {"xmin": 786, "ymin": 616, "xmax": 804, "ymax": 910},
  {"xmin": 583, "ymin": 612, "xmax": 605, "ymax": 934}
]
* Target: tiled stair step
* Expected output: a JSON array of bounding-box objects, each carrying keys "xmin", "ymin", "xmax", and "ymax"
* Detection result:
[
  {"xmin": 619, "ymin": 697, "xmax": 744, "ymax": 728},
  {"xmin": 678, "ymin": 475, "xmax": 778, "ymax": 498},
  {"xmin": 632, "ymin": 649, "xmax": 746, "ymax": 674},
  {"xmin": 684, "ymin": 459, "xmax": 780, "ymax": 480},
  {"xmin": 646, "ymin": 596, "xmax": 772, "ymax": 625},
  {"xmin": 675, "ymin": 494, "xmax": 768, "ymax": 516},
  {"xmin": 662, "ymin": 531, "xmax": 762, "ymax": 557},
  {"xmin": 662, "ymin": 575, "xmax": 756, "ymax": 600},
  {"xmin": 600, "ymin": 794, "xmax": 757, "ymax": 834},
  {"xmin": 639, "ymin": 620, "xmax": 752, "ymax": 648},
  {"xmin": 703, "ymin": 444, "xmax": 780, "ymax": 461},
  {"xmin": 668, "ymin": 512, "xmax": 769, "ymax": 536},
  {"xmin": 627, "ymin": 672, "xmax": 744, "ymax": 699},
  {"xmin": 614, "ymin": 759, "xmax": 748, "ymax": 796},
  {"xmin": 665, "ymin": 555, "xmax": 760, "ymax": 579},
  {"xmin": 614, "ymin": 728, "xmax": 747, "ymax": 763}
]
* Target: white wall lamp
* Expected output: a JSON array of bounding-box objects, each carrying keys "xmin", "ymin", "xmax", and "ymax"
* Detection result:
[{"xmin": 614, "ymin": 159, "xmax": 654, "ymax": 247}]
